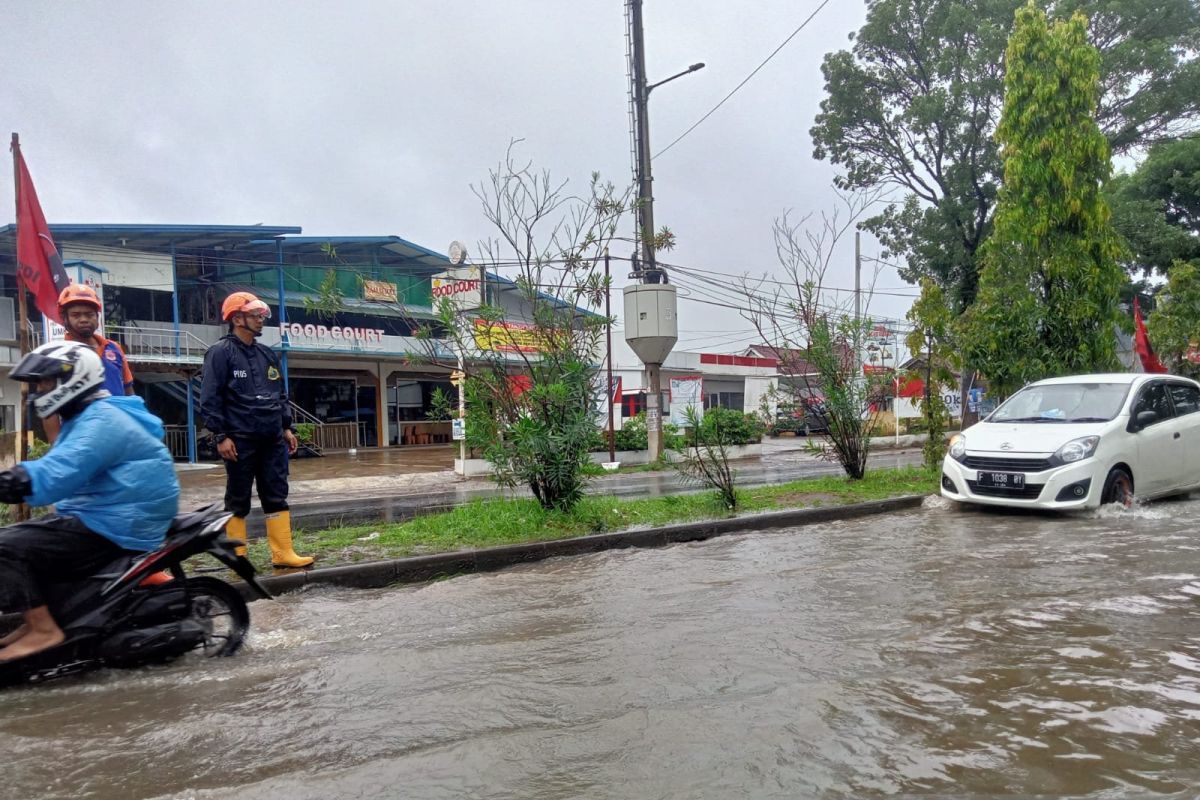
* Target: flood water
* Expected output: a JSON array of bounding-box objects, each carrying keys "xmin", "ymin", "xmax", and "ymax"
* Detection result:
[{"xmin": 4, "ymin": 496, "xmax": 1200, "ymax": 798}]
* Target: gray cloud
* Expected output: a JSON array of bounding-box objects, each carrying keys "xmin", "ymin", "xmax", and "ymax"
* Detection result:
[{"xmin": 3, "ymin": 1, "xmax": 915, "ymax": 349}]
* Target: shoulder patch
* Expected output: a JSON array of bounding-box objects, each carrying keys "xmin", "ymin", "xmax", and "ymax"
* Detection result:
[{"xmin": 267, "ymin": 366, "xmax": 281, "ymax": 381}]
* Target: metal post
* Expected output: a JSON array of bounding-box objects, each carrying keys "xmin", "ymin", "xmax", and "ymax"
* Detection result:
[
  {"xmin": 605, "ymin": 251, "xmax": 616, "ymax": 463},
  {"xmin": 170, "ymin": 241, "xmax": 180, "ymax": 358},
  {"xmin": 457, "ymin": 349, "xmax": 466, "ymax": 470},
  {"xmin": 10, "ymin": 134, "xmax": 30, "ymax": 480},
  {"xmin": 894, "ymin": 325, "xmax": 900, "ymax": 447},
  {"xmin": 276, "ymin": 239, "xmax": 289, "ymax": 394},
  {"xmin": 186, "ymin": 373, "xmax": 196, "ymax": 464}
]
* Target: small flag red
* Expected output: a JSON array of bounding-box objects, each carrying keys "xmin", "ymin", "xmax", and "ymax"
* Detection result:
[
  {"xmin": 1133, "ymin": 297, "xmax": 1168, "ymax": 374},
  {"xmin": 12, "ymin": 142, "xmax": 70, "ymax": 324}
]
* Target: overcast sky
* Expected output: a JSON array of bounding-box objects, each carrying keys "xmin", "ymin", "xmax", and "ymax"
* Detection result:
[{"xmin": 2, "ymin": 1, "xmax": 915, "ymax": 354}]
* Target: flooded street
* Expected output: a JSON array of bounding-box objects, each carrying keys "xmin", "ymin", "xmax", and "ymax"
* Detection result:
[{"xmin": 4, "ymin": 496, "xmax": 1200, "ymax": 798}]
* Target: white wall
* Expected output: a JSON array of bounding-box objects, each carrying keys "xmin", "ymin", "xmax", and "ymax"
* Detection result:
[
  {"xmin": 61, "ymin": 243, "xmax": 173, "ymax": 290},
  {"xmin": 744, "ymin": 376, "xmax": 779, "ymax": 417}
]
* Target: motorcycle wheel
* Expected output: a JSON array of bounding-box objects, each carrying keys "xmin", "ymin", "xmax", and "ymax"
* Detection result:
[{"xmin": 186, "ymin": 576, "xmax": 250, "ymax": 657}]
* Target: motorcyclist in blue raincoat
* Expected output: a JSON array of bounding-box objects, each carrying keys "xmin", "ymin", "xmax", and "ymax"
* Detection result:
[{"xmin": 0, "ymin": 341, "xmax": 179, "ymax": 661}]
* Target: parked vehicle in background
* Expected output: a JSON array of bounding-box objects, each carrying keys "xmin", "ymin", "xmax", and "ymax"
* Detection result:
[
  {"xmin": 772, "ymin": 398, "xmax": 831, "ymax": 436},
  {"xmin": 940, "ymin": 373, "xmax": 1200, "ymax": 510}
]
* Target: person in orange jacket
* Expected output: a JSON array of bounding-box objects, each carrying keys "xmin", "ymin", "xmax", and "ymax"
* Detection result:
[{"xmin": 43, "ymin": 284, "xmax": 134, "ymax": 443}]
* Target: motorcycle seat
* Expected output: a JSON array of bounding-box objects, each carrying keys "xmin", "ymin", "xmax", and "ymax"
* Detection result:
[{"xmin": 168, "ymin": 504, "xmax": 224, "ymax": 534}]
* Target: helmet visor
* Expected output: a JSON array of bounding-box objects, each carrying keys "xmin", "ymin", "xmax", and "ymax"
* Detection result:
[
  {"xmin": 239, "ymin": 299, "xmax": 271, "ymax": 319},
  {"xmin": 11, "ymin": 352, "xmax": 73, "ymax": 384}
]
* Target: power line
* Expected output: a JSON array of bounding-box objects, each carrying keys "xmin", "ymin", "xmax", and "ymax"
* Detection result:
[{"xmin": 652, "ymin": 0, "xmax": 834, "ymax": 160}]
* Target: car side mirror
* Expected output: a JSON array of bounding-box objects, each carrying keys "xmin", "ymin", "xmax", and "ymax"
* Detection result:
[{"xmin": 1130, "ymin": 409, "xmax": 1157, "ymax": 431}]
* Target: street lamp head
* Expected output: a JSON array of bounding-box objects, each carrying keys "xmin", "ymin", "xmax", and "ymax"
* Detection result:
[{"xmin": 688, "ymin": 62, "xmax": 705, "ymax": 72}]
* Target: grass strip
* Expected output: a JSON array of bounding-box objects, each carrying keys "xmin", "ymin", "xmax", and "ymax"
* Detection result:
[{"xmin": 235, "ymin": 465, "xmax": 938, "ymax": 570}]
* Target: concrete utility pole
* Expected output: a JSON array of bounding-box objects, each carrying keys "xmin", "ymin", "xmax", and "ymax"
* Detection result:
[
  {"xmin": 625, "ymin": 0, "xmax": 702, "ymax": 460},
  {"xmin": 854, "ymin": 230, "xmax": 861, "ymax": 325}
]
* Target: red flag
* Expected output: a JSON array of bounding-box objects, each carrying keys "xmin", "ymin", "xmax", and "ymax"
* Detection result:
[
  {"xmin": 1133, "ymin": 297, "xmax": 1168, "ymax": 374},
  {"xmin": 12, "ymin": 142, "xmax": 70, "ymax": 324}
]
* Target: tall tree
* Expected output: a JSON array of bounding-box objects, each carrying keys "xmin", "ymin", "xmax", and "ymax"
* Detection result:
[
  {"xmin": 960, "ymin": 4, "xmax": 1125, "ymax": 396},
  {"xmin": 811, "ymin": 0, "xmax": 1200, "ymax": 310},
  {"xmin": 905, "ymin": 278, "xmax": 958, "ymax": 469},
  {"xmin": 1146, "ymin": 261, "xmax": 1200, "ymax": 378},
  {"xmin": 1107, "ymin": 136, "xmax": 1200, "ymax": 275}
]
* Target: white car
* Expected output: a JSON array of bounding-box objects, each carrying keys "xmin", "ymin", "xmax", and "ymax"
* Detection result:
[{"xmin": 940, "ymin": 373, "xmax": 1200, "ymax": 510}]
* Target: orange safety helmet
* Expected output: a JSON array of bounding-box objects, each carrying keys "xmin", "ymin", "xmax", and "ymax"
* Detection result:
[
  {"xmin": 221, "ymin": 291, "xmax": 272, "ymax": 322},
  {"xmin": 58, "ymin": 283, "xmax": 102, "ymax": 312}
]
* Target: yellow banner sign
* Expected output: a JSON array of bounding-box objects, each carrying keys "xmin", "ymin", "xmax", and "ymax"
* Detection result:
[
  {"xmin": 362, "ymin": 279, "xmax": 397, "ymax": 303},
  {"xmin": 472, "ymin": 319, "xmax": 544, "ymax": 353}
]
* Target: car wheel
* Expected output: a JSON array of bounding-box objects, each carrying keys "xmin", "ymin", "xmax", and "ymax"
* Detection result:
[{"xmin": 1101, "ymin": 468, "xmax": 1134, "ymax": 508}]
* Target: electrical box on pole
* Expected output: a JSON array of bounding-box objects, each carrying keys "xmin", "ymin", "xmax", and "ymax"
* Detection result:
[{"xmin": 624, "ymin": 283, "xmax": 677, "ymax": 459}]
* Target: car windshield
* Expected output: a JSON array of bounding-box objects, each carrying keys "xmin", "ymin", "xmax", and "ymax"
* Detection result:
[{"xmin": 987, "ymin": 382, "xmax": 1130, "ymax": 423}]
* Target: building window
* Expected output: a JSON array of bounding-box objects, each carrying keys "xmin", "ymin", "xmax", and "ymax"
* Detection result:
[
  {"xmin": 705, "ymin": 392, "xmax": 744, "ymax": 411},
  {"xmin": 621, "ymin": 393, "xmax": 644, "ymax": 418}
]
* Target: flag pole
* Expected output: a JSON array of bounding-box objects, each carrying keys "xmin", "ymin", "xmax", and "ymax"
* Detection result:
[
  {"xmin": 11, "ymin": 134, "xmax": 30, "ymax": 520},
  {"xmin": 11, "ymin": 134, "xmax": 29, "ymax": 456}
]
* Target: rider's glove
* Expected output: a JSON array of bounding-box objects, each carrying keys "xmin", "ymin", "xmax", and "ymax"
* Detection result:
[{"xmin": 0, "ymin": 466, "xmax": 32, "ymax": 505}]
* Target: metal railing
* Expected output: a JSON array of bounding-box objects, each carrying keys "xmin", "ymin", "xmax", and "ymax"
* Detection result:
[
  {"xmin": 108, "ymin": 325, "xmax": 210, "ymax": 364},
  {"xmin": 164, "ymin": 425, "xmax": 197, "ymax": 460},
  {"xmin": 313, "ymin": 422, "xmax": 358, "ymax": 451}
]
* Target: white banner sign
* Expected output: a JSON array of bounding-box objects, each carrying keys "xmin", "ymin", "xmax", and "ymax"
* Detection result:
[
  {"xmin": 669, "ymin": 376, "xmax": 704, "ymax": 426},
  {"xmin": 896, "ymin": 390, "xmax": 962, "ymax": 420}
]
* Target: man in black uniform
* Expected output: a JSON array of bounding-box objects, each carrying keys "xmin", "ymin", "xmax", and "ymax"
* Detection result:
[{"xmin": 200, "ymin": 291, "xmax": 313, "ymax": 568}]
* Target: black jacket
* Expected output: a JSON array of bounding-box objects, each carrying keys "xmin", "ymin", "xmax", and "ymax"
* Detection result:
[{"xmin": 199, "ymin": 334, "xmax": 293, "ymax": 439}]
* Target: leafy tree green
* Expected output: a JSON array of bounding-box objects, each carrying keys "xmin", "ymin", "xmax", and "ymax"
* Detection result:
[
  {"xmin": 1146, "ymin": 261, "xmax": 1200, "ymax": 377},
  {"xmin": 811, "ymin": 0, "xmax": 1200, "ymax": 310},
  {"xmin": 905, "ymin": 278, "xmax": 958, "ymax": 469},
  {"xmin": 960, "ymin": 4, "xmax": 1125, "ymax": 396},
  {"xmin": 420, "ymin": 143, "xmax": 627, "ymax": 512},
  {"xmin": 1107, "ymin": 137, "xmax": 1200, "ymax": 275}
]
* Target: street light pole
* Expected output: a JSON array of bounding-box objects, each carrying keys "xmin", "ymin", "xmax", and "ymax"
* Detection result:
[
  {"xmin": 629, "ymin": 0, "xmax": 703, "ymax": 283},
  {"xmin": 627, "ymin": 0, "xmax": 702, "ymax": 461}
]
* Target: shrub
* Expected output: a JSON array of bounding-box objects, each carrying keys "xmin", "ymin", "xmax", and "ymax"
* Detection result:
[{"xmin": 690, "ymin": 407, "xmax": 764, "ymax": 447}]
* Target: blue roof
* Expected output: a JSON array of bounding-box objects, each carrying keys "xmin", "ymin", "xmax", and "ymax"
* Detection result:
[
  {"xmin": 0, "ymin": 223, "xmax": 302, "ymax": 250},
  {"xmin": 248, "ymin": 234, "xmax": 452, "ymax": 269}
]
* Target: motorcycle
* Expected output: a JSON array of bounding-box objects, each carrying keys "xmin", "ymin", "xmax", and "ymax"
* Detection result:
[{"xmin": 0, "ymin": 502, "xmax": 272, "ymax": 688}]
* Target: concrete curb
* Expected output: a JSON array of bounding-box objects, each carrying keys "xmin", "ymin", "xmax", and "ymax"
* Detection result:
[{"xmin": 247, "ymin": 494, "xmax": 928, "ymax": 598}]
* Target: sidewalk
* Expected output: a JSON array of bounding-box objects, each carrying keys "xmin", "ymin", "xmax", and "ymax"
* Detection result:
[{"xmin": 177, "ymin": 436, "xmax": 927, "ymax": 532}]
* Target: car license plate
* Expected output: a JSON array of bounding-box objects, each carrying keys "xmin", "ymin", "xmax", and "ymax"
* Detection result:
[{"xmin": 978, "ymin": 471, "xmax": 1024, "ymax": 489}]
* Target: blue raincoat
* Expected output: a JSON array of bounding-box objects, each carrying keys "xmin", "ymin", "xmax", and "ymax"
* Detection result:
[{"xmin": 24, "ymin": 396, "xmax": 180, "ymax": 552}]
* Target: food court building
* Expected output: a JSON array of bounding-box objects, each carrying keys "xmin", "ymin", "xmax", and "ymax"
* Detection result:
[{"xmin": 0, "ymin": 223, "xmax": 533, "ymax": 462}]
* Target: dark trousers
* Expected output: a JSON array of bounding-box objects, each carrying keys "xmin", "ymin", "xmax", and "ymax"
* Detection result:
[
  {"xmin": 224, "ymin": 434, "xmax": 290, "ymax": 518},
  {"xmin": 0, "ymin": 516, "xmax": 125, "ymax": 613}
]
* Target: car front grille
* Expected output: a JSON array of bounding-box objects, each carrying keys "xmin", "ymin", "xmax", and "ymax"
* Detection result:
[
  {"xmin": 966, "ymin": 480, "xmax": 1045, "ymax": 500},
  {"xmin": 963, "ymin": 456, "xmax": 1053, "ymax": 472}
]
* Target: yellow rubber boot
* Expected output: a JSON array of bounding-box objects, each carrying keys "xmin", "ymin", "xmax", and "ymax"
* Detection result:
[
  {"xmin": 225, "ymin": 516, "xmax": 248, "ymax": 557},
  {"xmin": 265, "ymin": 511, "xmax": 314, "ymax": 568}
]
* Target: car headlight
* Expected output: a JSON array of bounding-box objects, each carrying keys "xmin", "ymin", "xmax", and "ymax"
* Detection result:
[
  {"xmin": 948, "ymin": 433, "xmax": 966, "ymax": 461},
  {"xmin": 1053, "ymin": 435, "xmax": 1100, "ymax": 465}
]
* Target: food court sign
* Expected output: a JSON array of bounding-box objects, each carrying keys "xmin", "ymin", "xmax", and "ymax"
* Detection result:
[
  {"xmin": 431, "ymin": 266, "xmax": 483, "ymax": 311},
  {"xmin": 281, "ymin": 322, "xmax": 386, "ymax": 350}
]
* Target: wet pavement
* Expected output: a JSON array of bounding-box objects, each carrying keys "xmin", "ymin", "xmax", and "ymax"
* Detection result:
[
  {"xmin": 177, "ymin": 439, "xmax": 926, "ymax": 531},
  {"xmin": 5, "ymin": 495, "xmax": 1200, "ymax": 798}
]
